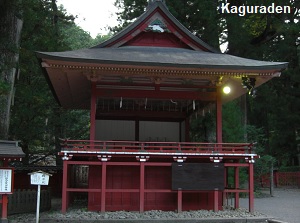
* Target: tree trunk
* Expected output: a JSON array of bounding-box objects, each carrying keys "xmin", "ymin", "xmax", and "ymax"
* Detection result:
[{"xmin": 0, "ymin": 0, "xmax": 23, "ymax": 139}]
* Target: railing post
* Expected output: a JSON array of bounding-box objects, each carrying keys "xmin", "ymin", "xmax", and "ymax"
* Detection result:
[{"xmin": 141, "ymin": 143, "xmax": 144, "ymax": 151}]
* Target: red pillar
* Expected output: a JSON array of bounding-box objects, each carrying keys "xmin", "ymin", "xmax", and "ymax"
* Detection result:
[
  {"xmin": 177, "ymin": 190, "xmax": 182, "ymax": 212},
  {"xmin": 1, "ymin": 195, "xmax": 8, "ymax": 222},
  {"xmin": 62, "ymin": 160, "xmax": 69, "ymax": 213},
  {"xmin": 213, "ymin": 190, "xmax": 219, "ymax": 211},
  {"xmin": 139, "ymin": 162, "xmax": 145, "ymax": 212},
  {"xmin": 234, "ymin": 167, "xmax": 240, "ymax": 209},
  {"xmin": 1, "ymin": 160, "xmax": 8, "ymax": 222},
  {"xmin": 101, "ymin": 162, "xmax": 107, "ymax": 212},
  {"xmin": 249, "ymin": 163, "xmax": 254, "ymax": 213},
  {"xmin": 90, "ymin": 82, "xmax": 97, "ymax": 141},
  {"xmin": 215, "ymin": 86, "xmax": 222, "ymax": 212},
  {"xmin": 216, "ymin": 86, "xmax": 222, "ymax": 144}
]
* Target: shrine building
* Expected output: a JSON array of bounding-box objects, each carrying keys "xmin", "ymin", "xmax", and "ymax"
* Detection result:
[{"xmin": 36, "ymin": 0, "xmax": 288, "ymax": 213}]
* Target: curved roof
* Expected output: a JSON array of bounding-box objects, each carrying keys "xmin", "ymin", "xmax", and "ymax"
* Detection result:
[
  {"xmin": 36, "ymin": 46, "xmax": 287, "ymax": 71},
  {"xmin": 36, "ymin": 0, "xmax": 288, "ymax": 109}
]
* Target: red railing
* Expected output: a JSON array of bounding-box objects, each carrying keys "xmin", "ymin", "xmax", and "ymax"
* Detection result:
[{"xmin": 61, "ymin": 140, "xmax": 254, "ymax": 154}]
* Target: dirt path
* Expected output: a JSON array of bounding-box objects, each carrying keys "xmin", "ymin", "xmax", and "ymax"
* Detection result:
[{"xmin": 240, "ymin": 188, "xmax": 300, "ymax": 223}]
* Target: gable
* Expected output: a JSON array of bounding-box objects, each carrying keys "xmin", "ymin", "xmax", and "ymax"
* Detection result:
[
  {"xmin": 123, "ymin": 32, "xmax": 192, "ymax": 49},
  {"xmin": 94, "ymin": 1, "xmax": 218, "ymax": 52}
]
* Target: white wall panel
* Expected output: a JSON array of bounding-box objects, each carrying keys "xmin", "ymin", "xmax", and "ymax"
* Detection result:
[{"xmin": 140, "ymin": 121, "xmax": 179, "ymax": 142}]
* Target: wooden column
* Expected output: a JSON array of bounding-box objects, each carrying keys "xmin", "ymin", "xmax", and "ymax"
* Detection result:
[
  {"xmin": 101, "ymin": 162, "xmax": 107, "ymax": 212},
  {"xmin": 214, "ymin": 86, "xmax": 222, "ymax": 212},
  {"xmin": 249, "ymin": 163, "xmax": 254, "ymax": 213},
  {"xmin": 139, "ymin": 162, "xmax": 145, "ymax": 212},
  {"xmin": 213, "ymin": 190, "xmax": 219, "ymax": 211},
  {"xmin": 62, "ymin": 160, "xmax": 69, "ymax": 213},
  {"xmin": 1, "ymin": 195, "xmax": 8, "ymax": 222},
  {"xmin": 216, "ymin": 86, "xmax": 222, "ymax": 144},
  {"xmin": 90, "ymin": 82, "xmax": 97, "ymax": 141},
  {"xmin": 1, "ymin": 160, "xmax": 8, "ymax": 222},
  {"xmin": 234, "ymin": 167, "xmax": 240, "ymax": 209},
  {"xmin": 177, "ymin": 190, "xmax": 182, "ymax": 212}
]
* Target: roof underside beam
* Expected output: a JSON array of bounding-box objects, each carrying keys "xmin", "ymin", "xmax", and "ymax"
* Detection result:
[
  {"xmin": 97, "ymin": 110, "xmax": 187, "ymax": 121},
  {"xmin": 96, "ymin": 88, "xmax": 216, "ymax": 101}
]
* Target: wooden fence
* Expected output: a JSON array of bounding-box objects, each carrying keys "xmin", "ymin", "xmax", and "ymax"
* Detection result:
[
  {"xmin": 259, "ymin": 172, "xmax": 300, "ymax": 188},
  {"xmin": 7, "ymin": 189, "xmax": 51, "ymax": 214},
  {"xmin": 276, "ymin": 172, "xmax": 300, "ymax": 187}
]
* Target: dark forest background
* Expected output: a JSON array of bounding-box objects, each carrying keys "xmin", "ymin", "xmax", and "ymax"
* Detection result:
[{"xmin": 0, "ymin": 0, "xmax": 299, "ymax": 176}]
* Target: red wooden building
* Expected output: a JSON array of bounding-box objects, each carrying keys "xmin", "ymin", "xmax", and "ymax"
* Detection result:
[
  {"xmin": 0, "ymin": 140, "xmax": 25, "ymax": 222},
  {"xmin": 36, "ymin": 0, "xmax": 287, "ymax": 214}
]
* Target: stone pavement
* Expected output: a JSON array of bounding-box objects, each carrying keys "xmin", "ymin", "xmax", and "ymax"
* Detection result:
[{"xmin": 240, "ymin": 188, "xmax": 300, "ymax": 223}]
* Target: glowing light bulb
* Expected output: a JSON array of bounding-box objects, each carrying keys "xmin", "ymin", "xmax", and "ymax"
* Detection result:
[{"xmin": 223, "ymin": 86, "xmax": 231, "ymax": 94}]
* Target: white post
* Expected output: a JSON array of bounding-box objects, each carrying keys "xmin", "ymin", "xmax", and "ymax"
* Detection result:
[{"xmin": 36, "ymin": 184, "xmax": 41, "ymax": 223}]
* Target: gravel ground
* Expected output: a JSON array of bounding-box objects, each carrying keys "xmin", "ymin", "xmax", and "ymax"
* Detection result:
[
  {"xmin": 9, "ymin": 203, "xmax": 267, "ymax": 223},
  {"xmin": 9, "ymin": 207, "xmax": 268, "ymax": 223},
  {"xmin": 240, "ymin": 188, "xmax": 300, "ymax": 223},
  {"xmin": 8, "ymin": 188, "xmax": 299, "ymax": 223}
]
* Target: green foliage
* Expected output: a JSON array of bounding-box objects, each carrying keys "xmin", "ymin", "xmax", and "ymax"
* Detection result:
[
  {"xmin": 190, "ymin": 112, "xmax": 215, "ymax": 142},
  {"xmin": 8, "ymin": 0, "xmax": 109, "ymax": 164},
  {"xmin": 222, "ymin": 100, "xmax": 244, "ymax": 143},
  {"xmin": 226, "ymin": 167, "xmax": 248, "ymax": 189},
  {"xmin": 0, "ymin": 81, "xmax": 10, "ymax": 95},
  {"xmin": 4, "ymin": 0, "xmax": 300, "ymax": 169}
]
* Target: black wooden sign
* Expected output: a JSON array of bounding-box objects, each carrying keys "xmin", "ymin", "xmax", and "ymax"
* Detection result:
[{"xmin": 172, "ymin": 163, "xmax": 224, "ymax": 190}]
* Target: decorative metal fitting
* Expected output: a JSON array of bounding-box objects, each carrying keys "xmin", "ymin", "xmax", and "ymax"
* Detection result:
[
  {"xmin": 97, "ymin": 155, "xmax": 111, "ymax": 162},
  {"xmin": 173, "ymin": 156, "xmax": 187, "ymax": 163},
  {"xmin": 62, "ymin": 153, "xmax": 73, "ymax": 161},
  {"xmin": 245, "ymin": 156, "xmax": 255, "ymax": 163},
  {"xmin": 210, "ymin": 156, "xmax": 223, "ymax": 163},
  {"xmin": 136, "ymin": 156, "xmax": 150, "ymax": 162}
]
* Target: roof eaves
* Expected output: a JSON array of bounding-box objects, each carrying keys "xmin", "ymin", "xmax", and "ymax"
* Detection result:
[
  {"xmin": 36, "ymin": 52, "xmax": 288, "ymax": 73},
  {"xmin": 36, "ymin": 52, "xmax": 63, "ymax": 107},
  {"xmin": 0, "ymin": 140, "xmax": 25, "ymax": 158}
]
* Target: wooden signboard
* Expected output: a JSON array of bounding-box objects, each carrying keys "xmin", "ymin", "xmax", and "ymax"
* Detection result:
[
  {"xmin": 0, "ymin": 168, "xmax": 14, "ymax": 194},
  {"xmin": 30, "ymin": 171, "xmax": 50, "ymax": 186},
  {"xmin": 172, "ymin": 163, "xmax": 224, "ymax": 190}
]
